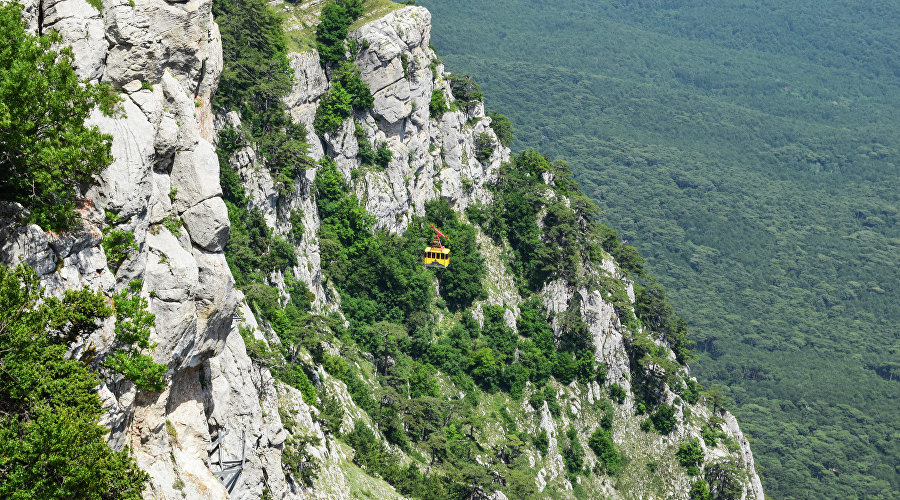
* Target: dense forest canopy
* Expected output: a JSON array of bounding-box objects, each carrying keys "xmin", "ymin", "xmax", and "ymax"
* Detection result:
[{"xmin": 419, "ymin": 0, "xmax": 900, "ymax": 498}]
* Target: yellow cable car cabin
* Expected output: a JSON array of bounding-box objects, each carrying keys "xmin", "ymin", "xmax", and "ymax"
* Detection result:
[
  {"xmin": 424, "ymin": 224, "xmax": 450, "ymax": 269},
  {"xmin": 424, "ymin": 246, "xmax": 450, "ymax": 269}
]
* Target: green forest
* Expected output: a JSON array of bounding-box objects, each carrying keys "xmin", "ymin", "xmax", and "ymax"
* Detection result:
[{"xmin": 418, "ymin": 0, "xmax": 900, "ymax": 498}]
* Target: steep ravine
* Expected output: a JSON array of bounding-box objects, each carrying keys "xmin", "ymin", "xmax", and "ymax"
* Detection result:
[{"xmin": 1, "ymin": 1, "xmax": 763, "ymax": 499}]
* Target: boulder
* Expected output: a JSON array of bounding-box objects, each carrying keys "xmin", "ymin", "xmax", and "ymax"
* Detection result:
[{"xmin": 182, "ymin": 197, "xmax": 229, "ymax": 252}]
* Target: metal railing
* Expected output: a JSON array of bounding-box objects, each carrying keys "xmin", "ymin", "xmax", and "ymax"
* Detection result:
[{"xmin": 209, "ymin": 428, "xmax": 247, "ymax": 494}]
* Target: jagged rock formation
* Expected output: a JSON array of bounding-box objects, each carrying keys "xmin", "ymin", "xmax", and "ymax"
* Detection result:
[{"xmin": 1, "ymin": 1, "xmax": 763, "ymax": 499}]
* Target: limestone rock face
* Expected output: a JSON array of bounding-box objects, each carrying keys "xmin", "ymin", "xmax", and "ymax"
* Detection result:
[
  {"xmin": 3, "ymin": 0, "xmax": 238, "ymax": 497},
  {"xmin": 182, "ymin": 197, "xmax": 230, "ymax": 252}
]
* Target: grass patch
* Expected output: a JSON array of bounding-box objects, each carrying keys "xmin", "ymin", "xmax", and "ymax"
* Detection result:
[{"xmin": 282, "ymin": 0, "xmax": 406, "ymax": 54}]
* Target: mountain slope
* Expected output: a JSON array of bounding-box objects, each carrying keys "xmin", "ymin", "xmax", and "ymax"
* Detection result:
[{"xmin": 417, "ymin": 0, "xmax": 900, "ymax": 498}]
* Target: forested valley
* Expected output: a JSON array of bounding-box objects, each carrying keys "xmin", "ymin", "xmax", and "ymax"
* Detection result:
[{"xmin": 418, "ymin": 0, "xmax": 900, "ymax": 498}]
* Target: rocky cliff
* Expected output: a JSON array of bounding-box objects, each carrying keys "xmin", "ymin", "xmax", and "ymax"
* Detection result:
[{"xmin": 1, "ymin": 1, "xmax": 763, "ymax": 498}]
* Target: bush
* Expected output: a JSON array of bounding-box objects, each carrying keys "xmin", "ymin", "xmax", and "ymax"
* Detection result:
[
  {"xmin": 447, "ymin": 74, "xmax": 483, "ymax": 105},
  {"xmin": 346, "ymin": 420, "xmax": 387, "ymax": 471},
  {"xmin": 0, "ymin": 3, "xmax": 120, "ymax": 229},
  {"xmin": 315, "ymin": 2, "xmax": 352, "ymax": 64},
  {"xmin": 429, "ymin": 89, "xmax": 449, "ymax": 117},
  {"xmin": 102, "ymin": 229, "xmax": 138, "ymax": 272},
  {"xmin": 105, "ymin": 351, "xmax": 167, "ymax": 392},
  {"xmin": 0, "ymin": 265, "xmax": 149, "ymax": 497},
  {"xmin": 683, "ymin": 377, "xmax": 702, "ymax": 405},
  {"xmin": 651, "ymin": 403, "xmax": 677, "ymax": 434},
  {"xmin": 314, "ymin": 82, "xmax": 354, "ymax": 134},
  {"xmin": 676, "ymin": 438, "xmax": 705, "ymax": 474},
  {"xmin": 600, "ymin": 406, "xmax": 614, "ymax": 431},
  {"xmin": 278, "ymin": 364, "xmax": 317, "ymax": 407},
  {"xmin": 705, "ymin": 458, "xmax": 745, "ymax": 499},
  {"xmin": 701, "ymin": 426, "xmax": 718, "ymax": 447},
  {"xmin": 333, "ymin": 61, "xmax": 374, "ymax": 110},
  {"xmin": 487, "ymin": 110, "xmax": 514, "ymax": 147},
  {"xmin": 314, "ymin": 63, "xmax": 373, "ymax": 135},
  {"xmin": 533, "ymin": 429, "xmax": 549, "ymax": 455},
  {"xmin": 238, "ymin": 326, "xmax": 279, "ymax": 368},
  {"xmin": 289, "ymin": 209, "xmax": 305, "ymax": 242},
  {"xmin": 474, "ymin": 132, "xmax": 494, "ymax": 163},
  {"xmin": 609, "ymin": 383, "xmax": 627, "ymax": 404},
  {"xmin": 314, "ymin": 0, "xmax": 365, "ymax": 64},
  {"xmin": 589, "ymin": 427, "xmax": 625, "ymax": 476},
  {"xmin": 374, "ymin": 142, "xmax": 392, "ymax": 168},
  {"xmin": 562, "ymin": 428, "xmax": 584, "ymax": 479},
  {"xmin": 425, "ymin": 199, "xmax": 487, "ymax": 312},
  {"xmin": 106, "ymin": 280, "xmax": 167, "ymax": 391},
  {"xmin": 690, "ymin": 479, "xmax": 713, "ymax": 500},
  {"xmin": 319, "ymin": 391, "xmax": 344, "ymax": 435}
]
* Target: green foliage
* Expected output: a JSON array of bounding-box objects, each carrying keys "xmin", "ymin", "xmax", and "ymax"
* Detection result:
[
  {"xmin": 429, "ymin": 89, "xmax": 448, "ymax": 117},
  {"xmin": 447, "ymin": 74, "xmax": 483, "ymax": 106},
  {"xmin": 356, "ymin": 126, "xmax": 393, "ymax": 169},
  {"xmin": 289, "ymin": 208, "xmax": 305, "ymax": 242},
  {"xmin": 218, "ymin": 131, "xmax": 302, "ymax": 296},
  {"xmin": 609, "ymin": 383, "xmax": 626, "ymax": 404},
  {"xmin": 690, "ymin": 479, "xmax": 713, "ymax": 500},
  {"xmin": 562, "ymin": 427, "xmax": 584, "ymax": 480},
  {"xmin": 599, "ymin": 401, "xmax": 614, "ymax": 431},
  {"xmin": 704, "ymin": 458, "xmax": 745, "ymax": 500},
  {"xmin": 589, "ymin": 426, "xmax": 625, "ymax": 476},
  {"xmin": 677, "ymin": 438, "xmax": 705, "ymax": 475},
  {"xmin": 238, "ymin": 326, "xmax": 280, "ymax": 368},
  {"xmin": 319, "ymin": 390, "xmax": 344, "ymax": 435},
  {"xmin": 313, "ymin": 62, "xmax": 373, "ymax": 135},
  {"xmin": 682, "ymin": 378, "xmax": 702, "ymax": 405},
  {"xmin": 213, "ymin": 0, "xmax": 311, "ymax": 194},
  {"xmin": 474, "ymin": 132, "xmax": 494, "ymax": 163},
  {"xmin": 424, "ymin": 198, "xmax": 487, "ymax": 311},
  {"xmin": 160, "ymin": 214, "xmax": 182, "ymax": 236},
  {"xmin": 409, "ymin": 362, "xmax": 440, "ymax": 398},
  {"xmin": 279, "ymin": 363, "xmax": 317, "ymax": 407},
  {"xmin": 0, "ymin": 265, "xmax": 149, "ymax": 498},
  {"xmin": 344, "ymin": 419, "xmax": 459, "ymax": 498},
  {"xmin": 106, "ymin": 280, "xmax": 166, "ymax": 391},
  {"xmin": 101, "ymin": 229, "xmax": 137, "ymax": 272},
  {"xmin": 337, "ymin": 61, "xmax": 374, "ymax": 109},
  {"xmin": 487, "ymin": 110, "xmax": 514, "ymax": 147},
  {"xmin": 650, "ymin": 403, "xmax": 677, "ymax": 435},
  {"xmin": 636, "ymin": 283, "xmax": 695, "ymax": 364},
  {"xmin": 0, "ymin": 3, "xmax": 120, "ymax": 229},
  {"xmin": 316, "ymin": 157, "xmax": 434, "ymax": 330},
  {"xmin": 703, "ymin": 385, "xmax": 730, "ymax": 414},
  {"xmin": 314, "ymin": 81, "xmax": 353, "ymax": 134},
  {"xmin": 421, "ymin": 0, "xmax": 900, "ymax": 495},
  {"xmin": 701, "ymin": 427, "xmax": 718, "ymax": 448},
  {"xmin": 315, "ymin": 0, "xmax": 364, "ymax": 65},
  {"xmin": 104, "ymin": 351, "xmax": 167, "ymax": 393},
  {"xmin": 480, "ymin": 150, "xmax": 609, "ymax": 292},
  {"xmin": 533, "ymin": 428, "xmax": 549, "ymax": 456},
  {"xmin": 47, "ymin": 288, "xmax": 113, "ymax": 344},
  {"xmin": 281, "ymin": 427, "xmax": 320, "ymax": 487}
]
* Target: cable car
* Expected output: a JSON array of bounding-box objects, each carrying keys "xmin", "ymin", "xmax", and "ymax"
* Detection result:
[{"xmin": 424, "ymin": 224, "xmax": 450, "ymax": 269}]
